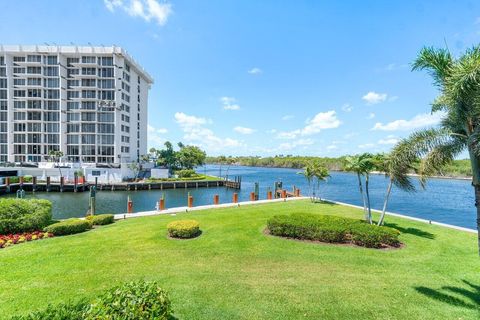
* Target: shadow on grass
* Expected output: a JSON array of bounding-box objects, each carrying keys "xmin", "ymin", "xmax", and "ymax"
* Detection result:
[
  {"xmin": 415, "ymin": 280, "xmax": 480, "ymax": 310},
  {"xmin": 384, "ymin": 222, "xmax": 435, "ymax": 239},
  {"xmin": 310, "ymin": 199, "xmax": 336, "ymax": 206}
]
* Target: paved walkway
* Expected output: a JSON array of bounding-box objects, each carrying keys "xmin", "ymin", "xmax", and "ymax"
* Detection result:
[{"xmin": 113, "ymin": 197, "xmax": 478, "ymax": 234}]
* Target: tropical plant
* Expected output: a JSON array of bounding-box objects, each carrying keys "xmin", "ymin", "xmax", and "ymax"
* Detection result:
[
  {"xmin": 373, "ymin": 153, "xmax": 415, "ymax": 226},
  {"xmin": 48, "ymin": 150, "xmax": 64, "ymax": 177},
  {"xmin": 344, "ymin": 154, "xmax": 375, "ymax": 223},
  {"xmin": 298, "ymin": 161, "xmax": 330, "ymax": 202},
  {"xmin": 391, "ymin": 45, "xmax": 480, "ymax": 254}
]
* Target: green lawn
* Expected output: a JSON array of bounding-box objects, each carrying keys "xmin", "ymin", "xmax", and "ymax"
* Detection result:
[{"xmin": 0, "ymin": 200, "xmax": 479, "ymax": 319}]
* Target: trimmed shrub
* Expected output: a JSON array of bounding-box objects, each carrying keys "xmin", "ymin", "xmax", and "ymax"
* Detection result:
[
  {"xmin": 85, "ymin": 281, "xmax": 174, "ymax": 319},
  {"xmin": 167, "ymin": 220, "xmax": 200, "ymax": 239},
  {"xmin": 267, "ymin": 213, "xmax": 400, "ymax": 248},
  {"xmin": 11, "ymin": 281, "xmax": 175, "ymax": 320},
  {"xmin": 44, "ymin": 219, "xmax": 91, "ymax": 236},
  {"xmin": 10, "ymin": 300, "xmax": 88, "ymax": 320},
  {"xmin": 86, "ymin": 214, "xmax": 115, "ymax": 226},
  {"xmin": 0, "ymin": 199, "xmax": 52, "ymax": 235},
  {"xmin": 175, "ymin": 169, "xmax": 198, "ymax": 178}
]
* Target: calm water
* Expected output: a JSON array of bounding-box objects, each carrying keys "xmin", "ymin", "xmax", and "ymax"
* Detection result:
[{"xmin": 13, "ymin": 165, "xmax": 475, "ymax": 229}]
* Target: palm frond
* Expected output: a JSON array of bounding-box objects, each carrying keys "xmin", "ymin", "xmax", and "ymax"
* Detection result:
[
  {"xmin": 412, "ymin": 46, "xmax": 453, "ymax": 88},
  {"xmin": 419, "ymin": 137, "xmax": 467, "ymax": 186}
]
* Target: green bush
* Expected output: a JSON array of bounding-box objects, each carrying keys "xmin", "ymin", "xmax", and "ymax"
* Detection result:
[
  {"xmin": 0, "ymin": 199, "xmax": 52, "ymax": 235},
  {"xmin": 175, "ymin": 169, "xmax": 198, "ymax": 178},
  {"xmin": 10, "ymin": 281, "xmax": 175, "ymax": 320},
  {"xmin": 267, "ymin": 213, "xmax": 400, "ymax": 248},
  {"xmin": 10, "ymin": 300, "xmax": 88, "ymax": 320},
  {"xmin": 86, "ymin": 214, "xmax": 115, "ymax": 226},
  {"xmin": 44, "ymin": 219, "xmax": 91, "ymax": 236},
  {"xmin": 85, "ymin": 281, "xmax": 174, "ymax": 319},
  {"xmin": 167, "ymin": 220, "xmax": 200, "ymax": 239}
]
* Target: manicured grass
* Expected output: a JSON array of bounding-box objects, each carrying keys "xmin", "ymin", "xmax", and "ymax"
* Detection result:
[
  {"xmin": 144, "ymin": 174, "xmax": 220, "ymax": 182},
  {"xmin": 0, "ymin": 200, "xmax": 478, "ymax": 319}
]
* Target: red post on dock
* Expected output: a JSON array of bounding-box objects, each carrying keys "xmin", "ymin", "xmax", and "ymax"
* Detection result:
[
  {"xmin": 127, "ymin": 196, "xmax": 133, "ymax": 214},
  {"xmin": 267, "ymin": 191, "xmax": 272, "ymax": 200},
  {"xmin": 159, "ymin": 198, "xmax": 165, "ymax": 210},
  {"xmin": 46, "ymin": 176, "xmax": 51, "ymax": 192},
  {"xmin": 233, "ymin": 193, "xmax": 238, "ymax": 203},
  {"xmin": 213, "ymin": 194, "xmax": 219, "ymax": 205},
  {"xmin": 295, "ymin": 189, "xmax": 301, "ymax": 197},
  {"xmin": 281, "ymin": 190, "xmax": 287, "ymax": 199},
  {"xmin": 188, "ymin": 195, "xmax": 194, "ymax": 208},
  {"xmin": 250, "ymin": 192, "xmax": 255, "ymax": 201}
]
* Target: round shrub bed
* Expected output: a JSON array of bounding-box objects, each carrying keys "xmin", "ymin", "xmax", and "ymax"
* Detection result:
[
  {"xmin": 86, "ymin": 214, "xmax": 115, "ymax": 226},
  {"xmin": 0, "ymin": 199, "xmax": 52, "ymax": 235},
  {"xmin": 167, "ymin": 219, "xmax": 200, "ymax": 239},
  {"xmin": 267, "ymin": 213, "xmax": 400, "ymax": 248},
  {"xmin": 10, "ymin": 281, "xmax": 175, "ymax": 320},
  {"xmin": 44, "ymin": 219, "xmax": 92, "ymax": 236}
]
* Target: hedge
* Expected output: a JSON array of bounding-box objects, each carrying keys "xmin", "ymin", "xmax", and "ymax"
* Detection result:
[
  {"xmin": 44, "ymin": 219, "xmax": 91, "ymax": 236},
  {"xmin": 167, "ymin": 220, "xmax": 200, "ymax": 239},
  {"xmin": 267, "ymin": 213, "xmax": 400, "ymax": 248},
  {"xmin": 0, "ymin": 199, "xmax": 52, "ymax": 235},
  {"xmin": 86, "ymin": 214, "xmax": 115, "ymax": 226},
  {"xmin": 10, "ymin": 281, "xmax": 175, "ymax": 320},
  {"xmin": 85, "ymin": 281, "xmax": 174, "ymax": 319}
]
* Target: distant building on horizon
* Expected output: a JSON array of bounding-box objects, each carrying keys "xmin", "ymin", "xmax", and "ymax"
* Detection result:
[{"xmin": 0, "ymin": 45, "xmax": 153, "ymax": 165}]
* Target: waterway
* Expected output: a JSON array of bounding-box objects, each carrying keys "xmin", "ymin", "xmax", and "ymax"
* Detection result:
[{"xmin": 11, "ymin": 165, "xmax": 475, "ymax": 229}]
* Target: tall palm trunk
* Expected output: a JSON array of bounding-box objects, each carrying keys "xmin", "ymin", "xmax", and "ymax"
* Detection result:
[
  {"xmin": 467, "ymin": 147, "xmax": 480, "ymax": 256},
  {"xmin": 378, "ymin": 177, "xmax": 393, "ymax": 226},
  {"xmin": 357, "ymin": 173, "xmax": 368, "ymax": 220},
  {"xmin": 365, "ymin": 173, "xmax": 372, "ymax": 224}
]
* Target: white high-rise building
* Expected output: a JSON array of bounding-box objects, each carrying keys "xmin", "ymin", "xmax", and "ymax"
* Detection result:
[{"xmin": 0, "ymin": 45, "xmax": 153, "ymax": 165}]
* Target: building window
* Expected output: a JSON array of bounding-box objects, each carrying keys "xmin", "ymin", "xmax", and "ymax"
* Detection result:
[
  {"xmin": 82, "ymin": 56, "xmax": 96, "ymax": 64},
  {"xmin": 43, "ymin": 67, "xmax": 58, "ymax": 77}
]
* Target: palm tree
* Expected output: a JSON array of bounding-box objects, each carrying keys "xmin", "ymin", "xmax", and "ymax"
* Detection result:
[
  {"xmin": 311, "ymin": 162, "xmax": 330, "ymax": 202},
  {"xmin": 344, "ymin": 154, "xmax": 374, "ymax": 223},
  {"xmin": 299, "ymin": 161, "xmax": 330, "ymax": 202},
  {"xmin": 373, "ymin": 153, "xmax": 414, "ymax": 226},
  {"xmin": 298, "ymin": 162, "xmax": 315, "ymax": 202},
  {"xmin": 391, "ymin": 45, "xmax": 480, "ymax": 254}
]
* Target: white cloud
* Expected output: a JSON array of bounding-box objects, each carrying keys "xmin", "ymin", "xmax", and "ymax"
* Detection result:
[
  {"xmin": 372, "ymin": 112, "xmax": 444, "ymax": 131},
  {"xmin": 174, "ymin": 112, "xmax": 242, "ymax": 151},
  {"xmin": 104, "ymin": 0, "xmax": 172, "ymax": 25},
  {"xmin": 366, "ymin": 112, "xmax": 375, "ymax": 119},
  {"xmin": 234, "ymin": 126, "xmax": 255, "ymax": 134},
  {"xmin": 341, "ymin": 103, "xmax": 353, "ymax": 112},
  {"xmin": 174, "ymin": 112, "xmax": 208, "ymax": 127},
  {"xmin": 358, "ymin": 143, "xmax": 375, "ymax": 149},
  {"xmin": 147, "ymin": 124, "xmax": 168, "ymax": 148},
  {"xmin": 362, "ymin": 91, "xmax": 388, "ymax": 104},
  {"xmin": 220, "ymin": 96, "xmax": 240, "ymax": 111},
  {"xmin": 277, "ymin": 111, "xmax": 341, "ymax": 139},
  {"xmin": 248, "ymin": 67, "xmax": 262, "ymax": 75},
  {"xmin": 327, "ymin": 145, "xmax": 338, "ymax": 150},
  {"xmin": 278, "ymin": 139, "xmax": 314, "ymax": 151},
  {"xmin": 281, "ymin": 115, "xmax": 294, "ymax": 121},
  {"xmin": 378, "ymin": 137, "xmax": 399, "ymax": 145},
  {"xmin": 267, "ymin": 129, "xmax": 277, "ymax": 134},
  {"xmin": 223, "ymin": 104, "xmax": 240, "ymax": 110}
]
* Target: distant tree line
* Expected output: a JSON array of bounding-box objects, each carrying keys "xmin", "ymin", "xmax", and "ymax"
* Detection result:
[{"xmin": 205, "ymin": 155, "xmax": 471, "ymax": 177}]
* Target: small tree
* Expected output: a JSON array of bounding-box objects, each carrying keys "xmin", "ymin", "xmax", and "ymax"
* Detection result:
[
  {"xmin": 48, "ymin": 150, "xmax": 64, "ymax": 178},
  {"xmin": 128, "ymin": 162, "xmax": 140, "ymax": 181},
  {"xmin": 176, "ymin": 145, "xmax": 206, "ymax": 169},
  {"xmin": 299, "ymin": 161, "xmax": 330, "ymax": 202}
]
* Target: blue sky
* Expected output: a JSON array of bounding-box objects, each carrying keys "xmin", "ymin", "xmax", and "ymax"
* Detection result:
[{"xmin": 1, "ymin": 0, "xmax": 479, "ymax": 157}]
